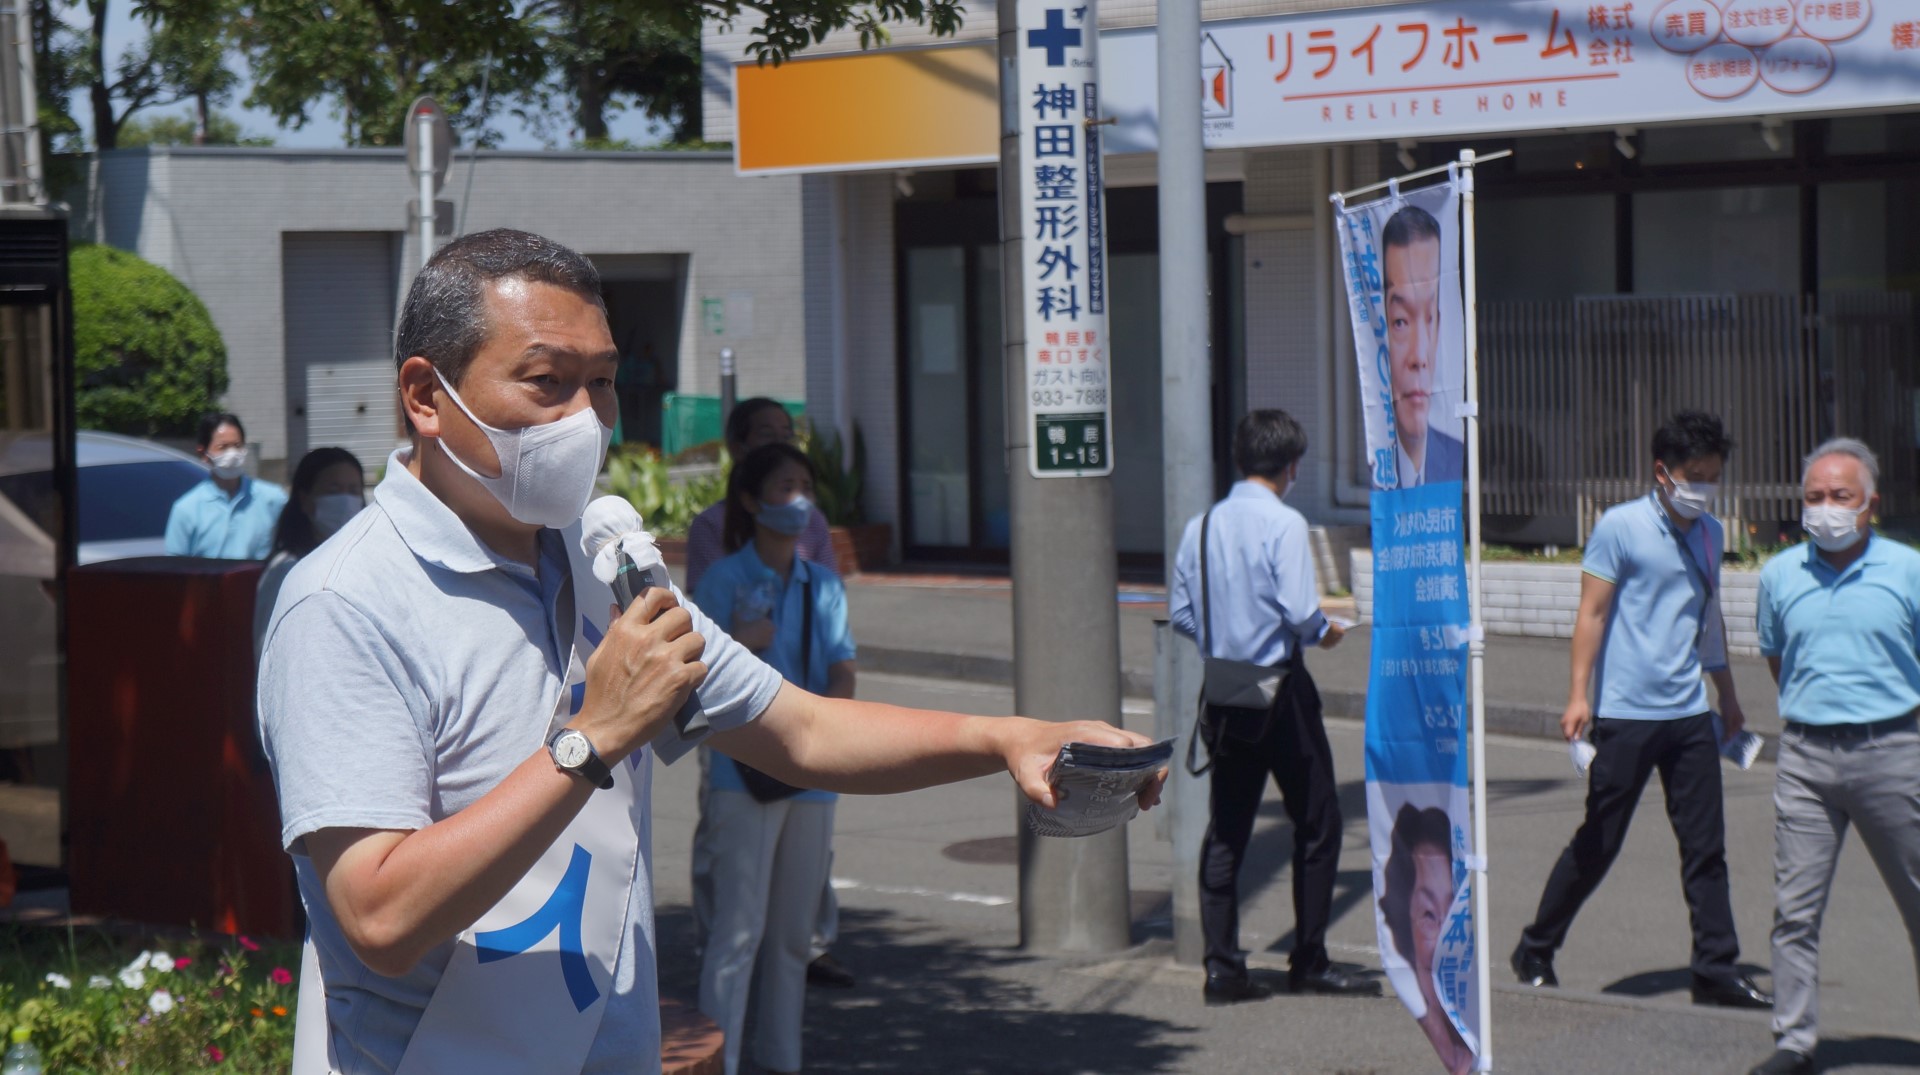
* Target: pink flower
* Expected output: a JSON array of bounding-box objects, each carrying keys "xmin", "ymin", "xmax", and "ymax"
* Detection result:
[
  {"xmin": 238, "ymin": 936, "xmax": 260, "ymax": 952},
  {"xmin": 175, "ymin": 957, "xmax": 193, "ymax": 969},
  {"xmin": 206, "ymin": 1045, "xmax": 225, "ymax": 1063},
  {"xmin": 270, "ymin": 967, "xmax": 293, "ymax": 986}
]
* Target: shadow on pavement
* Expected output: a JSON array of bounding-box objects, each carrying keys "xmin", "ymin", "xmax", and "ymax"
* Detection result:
[
  {"xmin": 1817, "ymin": 1035, "xmax": 1920, "ymax": 1070},
  {"xmin": 1602, "ymin": 963, "xmax": 1770, "ymax": 998},
  {"xmin": 654, "ymin": 905, "xmax": 1198, "ymax": 1074}
]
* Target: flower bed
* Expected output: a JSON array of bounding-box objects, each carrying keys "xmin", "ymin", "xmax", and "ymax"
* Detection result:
[{"xmin": 1, "ymin": 926, "xmax": 297, "ymax": 1071}]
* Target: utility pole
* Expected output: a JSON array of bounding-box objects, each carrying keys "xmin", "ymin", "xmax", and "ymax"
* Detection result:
[
  {"xmin": 999, "ymin": 0, "xmax": 1131, "ymax": 952},
  {"xmin": 1153, "ymin": 0, "xmax": 1214, "ymax": 964}
]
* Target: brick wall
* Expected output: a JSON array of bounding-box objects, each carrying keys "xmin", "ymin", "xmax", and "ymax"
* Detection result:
[{"xmin": 1352, "ymin": 550, "xmax": 1765, "ymax": 657}]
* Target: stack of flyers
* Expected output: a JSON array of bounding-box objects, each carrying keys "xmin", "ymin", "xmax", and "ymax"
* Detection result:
[
  {"xmin": 1711, "ymin": 711, "xmax": 1765, "ymax": 770},
  {"xmin": 1570, "ymin": 712, "xmax": 1765, "ymax": 776},
  {"xmin": 1026, "ymin": 738, "xmax": 1175, "ymax": 839}
]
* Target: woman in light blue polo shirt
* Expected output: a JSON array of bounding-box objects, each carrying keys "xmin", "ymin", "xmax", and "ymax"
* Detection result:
[{"xmin": 692, "ymin": 442, "xmax": 856, "ymax": 1075}]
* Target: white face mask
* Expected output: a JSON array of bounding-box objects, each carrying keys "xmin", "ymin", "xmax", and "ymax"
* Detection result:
[
  {"xmin": 434, "ymin": 369, "xmax": 613, "ymax": 528},
  {"xmin": 1802, "ymin": 502, "xmax": 1866, "ymax": 553},
  {"xmin": 1659, "ymin": 469, "xmax": 1717, "ymax": 521},
  {"xmin": 312, "ymin": 492, "xmax": 365, "ymax": 536},
  {"xmin": 208, "ymin": 447, "xmax": 248, "ymax": 481}
]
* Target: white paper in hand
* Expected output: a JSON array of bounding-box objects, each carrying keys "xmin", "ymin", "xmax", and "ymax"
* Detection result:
[
  {"xmin": 1569, "ymin": 737, "xmax": 1597, "ymax": 776},
  {"xmin": 1026, "ymin": 739, "xmax": 1174, "ymax": 838}
]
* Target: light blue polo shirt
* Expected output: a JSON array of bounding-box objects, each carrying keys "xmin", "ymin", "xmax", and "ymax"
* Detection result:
[
  {"xmin": 256, "ymin": 449, "xmax": 783, "ymax": 1075},
  {"xmin": 1759, "ymin": 534, "xmax": 1920, "ymax": 725},
  {"xmin": 693, "ymin": 544, "xmax": 858, "ymax": 803},
  {"xmin": 1584, "ymin": 491, "xmax": 1729, "ymax": 720},
  {"xmin": 163, "ymin": 475, "xmax": 287, "ymax": 559}
]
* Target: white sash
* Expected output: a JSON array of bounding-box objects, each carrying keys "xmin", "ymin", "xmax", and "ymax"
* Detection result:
[{"xmin": 293, "ymin": 523, "xmax": 650, "ymax": 1074}]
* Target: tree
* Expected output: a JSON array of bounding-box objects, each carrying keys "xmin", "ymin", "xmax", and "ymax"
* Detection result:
[
  {"xmin": 234, "ymin": 0, "xmax": 964, "ymax": 148},
  {"xmin": 70, "ymin": 244, "xmax": 230, "ymax": 438},
  {"xmin": 86, "ymin": 0, "xmax": 242, "ymax": 149},
  {"xmin": 539, "ymin": 2, "xmax": 703, "ymax": 144},
  {"xmin": 234, "ymin": 0, "xmax": 544, "ymax": 146},
  {"xmin": 117, "ymin": 109, "xmax": 274, "ymax": 146}
]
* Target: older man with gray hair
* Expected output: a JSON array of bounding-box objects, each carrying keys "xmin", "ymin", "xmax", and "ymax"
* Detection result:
[{"xmin": 1748, "ymin": 437, "xmax": 1920, "ymax": 1075}]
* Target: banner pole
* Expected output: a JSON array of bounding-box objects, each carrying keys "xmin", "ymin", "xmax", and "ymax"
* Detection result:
[{"xmin": 1458, "ymin": 147, "xmax": 1493, "ymax": 1073}]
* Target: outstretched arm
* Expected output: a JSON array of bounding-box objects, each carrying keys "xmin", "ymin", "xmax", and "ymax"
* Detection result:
[{"xmin": 711, "ymin": 684, "xmax": 1167, "ymax": 811}]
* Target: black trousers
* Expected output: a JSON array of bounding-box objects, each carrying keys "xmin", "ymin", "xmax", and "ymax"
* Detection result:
[
  {"xmin": 1199, "ymin": 662, "xmax": 1343, "ymax": 979},
  {"xmin": 1518, "ymin": 712, "xmax": 1740, "ymax": 979}
]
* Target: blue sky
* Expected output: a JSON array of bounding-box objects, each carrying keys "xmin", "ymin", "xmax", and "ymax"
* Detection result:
[{"xmin": 68, "ymin": 2, "xmax": 667, "ymax": 149}]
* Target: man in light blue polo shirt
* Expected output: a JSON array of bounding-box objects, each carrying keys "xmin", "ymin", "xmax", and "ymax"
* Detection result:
[
  {"xmin": 1512, "ymin": 411, "xmax": 1771, "ymax": 1010},
  {"xmin": 164, "ymin": 411, "xmax": 287, "ymax": 559},
  {"xmin": 1747, "ymin": 438, "xmax": 1920, "ymax": 1075},
  {"xmin": 256, "ymin": 229, "xmax": 1164, "ymax": 1074}
]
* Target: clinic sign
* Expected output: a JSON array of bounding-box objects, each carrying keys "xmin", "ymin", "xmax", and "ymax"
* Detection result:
[
  {"xmin": 1100, "ymin": 0, "xmax": 1920, "ymax": 152},
  {"xmin": 1018, "ymin": 0, "xmax": 1113, "ymax": 478}
]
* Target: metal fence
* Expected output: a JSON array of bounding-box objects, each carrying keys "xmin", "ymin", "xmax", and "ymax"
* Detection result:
[{"xmin": 1480, "ymin": 291, "xmax": 1917, "ymax": 548}]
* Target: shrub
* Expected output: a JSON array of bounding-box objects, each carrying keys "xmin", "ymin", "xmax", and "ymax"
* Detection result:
[
  {"xmin": 603, "ymin": 445, "xmax": 726, "ymax": 538},
  {"xmin": 800, "ymin": 423, "xmax": 864, "ymax": 527},
  {"xmin": 71, "ymin": 244, "xmax": 230, "ymax": 439}
]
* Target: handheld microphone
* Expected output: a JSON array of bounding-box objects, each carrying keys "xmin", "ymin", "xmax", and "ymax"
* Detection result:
[{"xmin": 580, "ymin": 496, "xmax": 710, "ymax": 740}]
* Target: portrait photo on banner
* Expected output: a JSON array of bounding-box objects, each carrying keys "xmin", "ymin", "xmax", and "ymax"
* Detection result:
[
  {"xmin": 1367, "ymin": 779, "xmax": 1478, "ymax": 1075},
  {"xmin": 1345, "ymin": 178, "xmax": 1467, "ymax": 492}
]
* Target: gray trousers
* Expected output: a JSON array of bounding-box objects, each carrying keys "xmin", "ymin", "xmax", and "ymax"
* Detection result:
[
  {"xmin": 698, "ymin": 790, "xmax": 836, "ymax": 1075},
  {"xmin": 693, "ymin": 746, "xmax": 840, "ymax": 959},
  {"xmin": 1770, "ymin": 720, "xmax": 1920, "ymax": 1056}
]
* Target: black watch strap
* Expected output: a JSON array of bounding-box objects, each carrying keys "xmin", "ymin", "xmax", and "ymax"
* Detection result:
[{"xmin": 549, "ymin": 728, "xmax": 615, "ymax": 790}]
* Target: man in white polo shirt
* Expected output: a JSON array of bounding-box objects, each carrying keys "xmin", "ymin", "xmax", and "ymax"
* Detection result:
[
  {"xmin": 1510, "ymin": 411, "xmax": 1770, "ymax": 1010},
  {"xmin": 256, "ymin": 229, "xmax": 1162, "ymax": 1075},
  {"xmin": 1747, "ymin": 438, "xmax": 1920, "ymax": 1075}
]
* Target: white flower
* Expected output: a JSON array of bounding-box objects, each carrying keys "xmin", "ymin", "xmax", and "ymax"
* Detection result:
[
  {"xmin": 118, "ymin": 967, "xmax": 146, "ymax": 990},
  {"xmin": 150, "ymin": 951, "xmax": 175, "ymax": 973},
  {"xmin": 122, "ymin": 950, "xmax": 152, "ymax": 975},
  {"xmin": 44, "ymin": 973, "xmax": 71, "ymax": 989},
  {"xmin": 88, "ymin": 975, "xmax": 112, "ymax": 989},
  {"xmin": 147, "ymin": 989, "xmax": 175, "ymax": 1015}
]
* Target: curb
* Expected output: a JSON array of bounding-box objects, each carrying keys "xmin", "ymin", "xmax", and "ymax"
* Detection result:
[{"xmin": 860, "ymin": 647, "xmax": 1782, "ymax": 760}]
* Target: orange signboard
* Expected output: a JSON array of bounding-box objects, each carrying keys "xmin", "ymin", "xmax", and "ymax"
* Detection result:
[{"xmin": 734, "ymin": 43, "xmax": 999, "ymax": 175}]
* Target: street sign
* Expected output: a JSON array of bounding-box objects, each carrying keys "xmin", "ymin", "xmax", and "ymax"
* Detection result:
[
  {"xmin": 1017, "ymin": 0, "xmax": 1112, "ymax": 478},
  {"xmin": 402, "ymin": 96, "xmax": 454, "ymax": 194}
]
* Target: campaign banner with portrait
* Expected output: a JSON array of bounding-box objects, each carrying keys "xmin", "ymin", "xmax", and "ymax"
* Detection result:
[{"xmin": 1334, "ymin": 174, "xmax": 1480, "ymax": 1074}]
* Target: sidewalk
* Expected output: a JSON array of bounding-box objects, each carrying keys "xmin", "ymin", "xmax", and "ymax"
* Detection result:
[{"xmin": 845, "ymin": 573, "xmax": 1786, "ymax": 742}]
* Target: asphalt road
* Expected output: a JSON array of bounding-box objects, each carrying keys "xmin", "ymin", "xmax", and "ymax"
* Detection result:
[{"xmin": 648, "ymin": 671, "xmax": 1920, "ymax": 1075}]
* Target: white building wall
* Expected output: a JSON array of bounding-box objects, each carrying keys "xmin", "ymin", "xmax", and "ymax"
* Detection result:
[{"xmin": 92, "ymin": 148, "xmax": 808, "ymax": 468}]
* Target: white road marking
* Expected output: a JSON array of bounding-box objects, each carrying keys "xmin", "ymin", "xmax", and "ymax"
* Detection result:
[{"xmin": 830, "ymin": 876, "xmax": 1013, "ymax": 907}]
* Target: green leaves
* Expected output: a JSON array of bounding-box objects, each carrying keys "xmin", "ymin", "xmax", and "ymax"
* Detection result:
[
  {"xmin": 70, "ymin": 244, "xmax": 230, "ymax": 438},
  {"xmin": 603, "ymin": 445, "xmax": 727, "ymax": 537}
]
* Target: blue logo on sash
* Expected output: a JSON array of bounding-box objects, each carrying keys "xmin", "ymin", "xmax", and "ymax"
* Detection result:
[{"xmin": 476, "ymin": 843, "xmax": 600, "ymax": 1012}]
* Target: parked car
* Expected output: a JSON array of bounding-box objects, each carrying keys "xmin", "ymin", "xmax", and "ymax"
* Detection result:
[{"xmin": 0, "ymin": 431, "xmax": 209, "ymax": 749}]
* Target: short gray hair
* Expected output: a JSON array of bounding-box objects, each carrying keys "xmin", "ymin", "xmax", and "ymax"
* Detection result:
[
  {"xmin": 1803, "ymin": 437, "xmax": 1879, "ymax": 495},
  {"xmin": 394, "ymin": 229, "xmax": 605, "ymax": 384}
]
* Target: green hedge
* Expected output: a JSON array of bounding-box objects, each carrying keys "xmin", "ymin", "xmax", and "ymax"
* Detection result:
[{"xmin": 71, "ymin": 244, "xmax": 229, "ymax": 438}]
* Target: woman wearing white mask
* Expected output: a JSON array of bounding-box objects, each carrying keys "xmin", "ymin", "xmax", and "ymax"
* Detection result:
[
  {"xmin": 692, "ymin": 442, "xmax": 857, "ymax": 1075},
  {"xmin": 164, "ymin": 412, "xmax": 289, "ymax": 559},
  {"xmin": 253, "ymin": 447, "xmax": 365, "ymax": 659}
]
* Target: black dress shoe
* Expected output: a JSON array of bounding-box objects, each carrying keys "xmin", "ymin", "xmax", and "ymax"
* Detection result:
[
  {"xmin": 1748, "ymin": 1048, "xmax": 1813, "ymax": 1075},
  {"xmin": 1204, "ymin": 973, "xmax": 1274, "ymax": 1006},
  {"xmin": 1692, "ymin": 972, "xmax": 1772, "ymax": 1010},
  {"xmin": 1287, "ymin": 966, "xmax": 1382, "ymax": 997},
  {"xmin": 1509, "ymin": 945, "xmax": 1558, "ymax": 988},
  {"xmin": 806, "ymin": 953, "xmax": 857, "ymax": 989}
]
